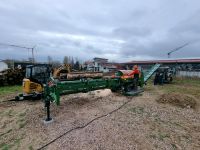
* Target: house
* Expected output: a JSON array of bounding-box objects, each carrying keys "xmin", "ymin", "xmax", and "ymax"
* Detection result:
[
  {"xmin": 85, "ymin": 58, "xmax": 118, "ymax": 72},
  {"xmin": 0, "ymin": 61, "xmax": 8, "ymax": 72},
  {"xmin": 84, "ymin": 61, "xmax": 94, "ymax": 71}
]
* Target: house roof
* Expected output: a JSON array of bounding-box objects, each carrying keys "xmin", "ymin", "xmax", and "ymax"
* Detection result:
[
  {"xmin": 84, "ymin": 61, "xmax": 93, "ymax": 65},
  {"xmin": 124, "ymin": 58, "xmax": 200, "ymax": 64},
  {"xmin": 93, "ymin": 57, "xmax": 108, "ymax": 61},
  {"xmin": 101, "ymin": 63, "xmax": 117, "ymax": 68}
]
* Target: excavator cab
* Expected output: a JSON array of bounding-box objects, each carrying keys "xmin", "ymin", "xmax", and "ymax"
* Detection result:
[
  {"xmin": 16, "ymin": 64, "xmax": 51, "ymax": 100},
  {"xmin": 25, "ymin": 64, "xmax": 51, "ymax": 84}
]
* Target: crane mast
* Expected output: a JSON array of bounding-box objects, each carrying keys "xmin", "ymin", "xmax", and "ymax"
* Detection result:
[
  {"xmin": 0, "ymin": 43, "xmax": 36, "ymax": 63},
  {"xmin": 167, "ymin": 43, "xmax": 189, "ymax": 58}
]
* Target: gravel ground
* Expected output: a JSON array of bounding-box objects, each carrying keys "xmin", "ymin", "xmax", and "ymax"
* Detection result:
[{"xmin": 0, "ymin": 85, "xmax": 200, "ymax": 150}]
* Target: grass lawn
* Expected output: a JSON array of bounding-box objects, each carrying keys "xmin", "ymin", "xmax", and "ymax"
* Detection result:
[
  {"xmin": 145, "ymin": 77, "xmax": 200, "ymax": 99},
  {"xmin": 0, "ymin": 85, "xmax": 21, "ymax": 96}
]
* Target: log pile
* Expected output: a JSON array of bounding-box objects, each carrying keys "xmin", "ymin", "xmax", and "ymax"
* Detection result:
[
  {"xmin": 0, "ymin": 68, "xmax": 25, "ymax": 86},
  {"xmin": 55, "ymin": 71, "xmax": 103, "ymax": 80},
  {"xmin": 67, "ymin": 72, "xmax": 103, "ymax": 80}
]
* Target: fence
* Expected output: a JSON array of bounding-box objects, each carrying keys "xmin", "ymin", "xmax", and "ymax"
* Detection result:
[{"xmin": 176, "ymin": 71, "xmax": 200, "ymax": 78}]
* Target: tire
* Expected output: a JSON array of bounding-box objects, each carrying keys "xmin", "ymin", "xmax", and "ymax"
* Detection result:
[
  {"xmin": 15, "ymin": 96, "xmax": 19, "ymax": 101},
  {"xmin": 32, "ymin": 94, "xmax": 42, "ymax": 100},
  {"xmin": 111, "ymin": 88, "xmax": 117, "ymax": 92}
]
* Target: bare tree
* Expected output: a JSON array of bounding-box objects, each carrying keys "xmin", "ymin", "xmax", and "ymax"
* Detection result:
[
  {"xmin": 63, "ymin": 56, "xmax": 69, "ymax": 64},
  {"xmin": 51, "ymin": 60, "xmax": 61, "ymax": 68},
  {"xmin": 47, "ymin": 56, "xmax": 53, "ymax": 64},
  {"xmin": 74, "ymin": 60, "xmax": 80, "ymax": 70}
]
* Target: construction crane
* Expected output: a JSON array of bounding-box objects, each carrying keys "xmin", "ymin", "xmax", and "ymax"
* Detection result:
[
  {"xmin": 0, "ymin": 43, "xmax": 36, "ymax": 63},
  {"xmin": 167, "ymin": 43, "xmax": 189, "ymax": 58}
]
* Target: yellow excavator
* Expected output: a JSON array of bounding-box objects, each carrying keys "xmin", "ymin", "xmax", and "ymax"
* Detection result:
[
  {"xmin": 53, "ymin": 64, "xmax": 71, "ymax": 80},
  {"xmin": 16, "ymin": 63, "xmax": 103, "ymax": 100},
  {"xmin": 16, "ymin": 64, "xmax": 51, "ymax": 100}
]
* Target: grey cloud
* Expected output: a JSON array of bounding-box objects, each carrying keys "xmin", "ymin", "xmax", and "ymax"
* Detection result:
[
  {"xmin": 119, "ymin": 7, "xmax": 200, "ymax": 60},
  {"xmin": 0, "ymin": 0, "xmax": 200, "ymax": 62},
  {"xmin": 113, "ymin": 26, "xmax": 152, "ymax": 39}
]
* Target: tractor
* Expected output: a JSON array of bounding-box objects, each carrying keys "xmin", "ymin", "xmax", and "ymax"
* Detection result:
[{"xmin": 154, "ymin": 66, "xmax": 173, "ymax": 85}]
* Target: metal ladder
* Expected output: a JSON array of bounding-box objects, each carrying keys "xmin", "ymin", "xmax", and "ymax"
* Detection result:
[{"xmin": 144, "ymin": 63, "xmax": 161, "ymax": 82}]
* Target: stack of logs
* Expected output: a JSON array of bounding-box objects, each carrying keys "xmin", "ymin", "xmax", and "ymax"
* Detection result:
[{"xmin": 0, "ymin": 68, "xmax": 25, "ymax": 86}]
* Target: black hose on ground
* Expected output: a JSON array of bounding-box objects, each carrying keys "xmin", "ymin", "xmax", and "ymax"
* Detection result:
[{"xmin": 37, "ymin": 98, "xmax": 132, "ymax": 150}]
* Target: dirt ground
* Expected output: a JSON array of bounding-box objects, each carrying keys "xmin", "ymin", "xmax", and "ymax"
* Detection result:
[{"xmin": 0, "ymin": 79, "xmax": 200, "ymax": 150}]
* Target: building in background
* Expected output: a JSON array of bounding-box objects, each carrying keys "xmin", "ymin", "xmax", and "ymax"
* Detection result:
[
  {"xmin": 84, "ymin": 57, "xmax": 119, "ymax": 72},
  {"xmin": 0, "ymin": 61, "xmax": 8, "ymax": 72},
  {"xmin": 122, "ymin": 58, "xmax": 200, "ymax": 71}
]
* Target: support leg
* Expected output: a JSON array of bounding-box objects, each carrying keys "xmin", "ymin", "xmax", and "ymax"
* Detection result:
[{"xmin": 44, "ymin": 98, "xmax": 53, "ymax": 123}]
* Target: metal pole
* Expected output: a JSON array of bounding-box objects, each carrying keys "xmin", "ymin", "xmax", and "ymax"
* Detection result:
[
  {"xmin": 44, "ymin": 98, "xmax": 53, "ymax": 122},
  {"xmin": 31, "ymin": 48, "xmax": 34, "ymax": 64},
  {"xmin": 45, "ymin": 100, "xmax": 52, "ymax": 121},
  {"xmin": 43, "ymin": 85, "xmax": 53, "ymax": 123},
  {"xmin": 168, "ymin": 53, "xmax": 170, "ymax": 58}
]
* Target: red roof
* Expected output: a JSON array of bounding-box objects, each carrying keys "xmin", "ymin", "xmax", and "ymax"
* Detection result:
[
  {"xmin": 84, "ymin": 61, "xmax": 93, "ymax": 65},
  {"xmin": 124, "ymin": 58, "xmax": 200, "ymax": 64}
]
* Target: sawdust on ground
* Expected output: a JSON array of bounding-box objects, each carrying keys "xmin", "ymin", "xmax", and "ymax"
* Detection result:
[{"xmin": 156, "ymin": 93, "xmax": 197, "ymax": 109}]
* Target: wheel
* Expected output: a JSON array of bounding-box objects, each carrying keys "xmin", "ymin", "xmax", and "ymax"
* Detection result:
[
  {"xmin": 111, "ymin": 88, "xmax": 117, "ymax": 92},
  {"xmin": 32, "ymin": 94, "xmax": 42, "ymax": 100},
  {"xmin": 15, "ymin": 96, "xmax": 19, "ymax": 101}
]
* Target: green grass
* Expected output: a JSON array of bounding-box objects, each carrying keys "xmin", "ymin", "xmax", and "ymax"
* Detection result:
[
  {"xmin": 29, "ymin": 145, "xmax": 34, "ymax": 150},
  {"xmin": 145, "ymin": 77, "xmax": 200, "ymax": 99},
  {"xmin": 18, "ymin": 112, "xmax": 26, "ymax": 117},
  {"xmin": 149, "ymin": 132, "xmax": 170, "ymax": 141},
  {"xmin": 157, "ymin": 132, "xmax": 170, "ymax": 141},
  {"xmin": 129, "ymin": 106, "xmax": 144, "ymax": 114},
  {"xmin": 175, "ymin": 77, "xmax": 200, "ymax": 86},
  {"xmin": 0, "ymin": 85, "xmax": 21, "ymax": 96},
  {"xmin": 17, "ymin": 111, "xmax": 27, "ymax": 129},
  {"xmin": 0, "ymin": 143, "xmax": 9, "ymax": 150},
  {"xmin": 18, "ymin": 121, "xmax": 27, "ymax": 129},
  {"xmin": 0, "ymin": 138, "xmax": 22, "ymax": 150},
  {"xmin": 159, "ymin": 78, "xmax": 200, "ymax": 98}
]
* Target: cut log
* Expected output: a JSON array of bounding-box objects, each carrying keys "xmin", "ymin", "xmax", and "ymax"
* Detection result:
[{"xmin": 67, "ymin": 72, "xmax": 103, "ymax": 80}]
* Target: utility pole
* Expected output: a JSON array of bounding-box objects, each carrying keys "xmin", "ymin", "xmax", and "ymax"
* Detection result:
[
  {"xmin": 32, "ymin": 48, "xmax": 34, "ymax": 63},
  {"xmin": 167, "ymin": 43, "xmax": 189, "ymax": 58},
  {"xmin": 31, "ymin": 45, "xmax": 36, "ymax": 63},
  {"xmin": 0, "ymin": 43, "xmax": 36, "ymax": 63}
]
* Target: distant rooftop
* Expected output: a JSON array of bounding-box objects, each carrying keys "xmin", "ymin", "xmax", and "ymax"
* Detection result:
[
  {"xmin": 124, "ymin": 58, "xmax": 200, "ymax": 64},
  {"xmin": 93, "ymin": 57, "xmax": 108, "ymax": 60}
]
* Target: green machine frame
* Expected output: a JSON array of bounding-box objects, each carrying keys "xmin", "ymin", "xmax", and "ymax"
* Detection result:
[
  {"xmin": 43, "ymin": 64, "xmax": 160, "ymax": 122},
  {"xmin": 43, "ymin": 74, "xmax": 144, "ymax": 122}
]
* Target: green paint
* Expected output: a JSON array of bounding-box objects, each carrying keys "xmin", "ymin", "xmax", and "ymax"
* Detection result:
[{"xmin": 44, "ymin": 64, "xmax": 162, "ymax": 105}]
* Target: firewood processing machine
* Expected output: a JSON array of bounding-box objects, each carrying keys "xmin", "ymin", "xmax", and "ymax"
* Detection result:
[{"xmin": 43, "ymin": 64, "xmax": 161, "ymax": 122}]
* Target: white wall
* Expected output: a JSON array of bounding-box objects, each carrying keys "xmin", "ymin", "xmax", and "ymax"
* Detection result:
[
  {"xmin": 0, "ymin": 62, "xmax": 8, "ymax": 72},
  {"xmin": 176, "ymin": 71, "xmax": 200, "ymax": 78}
]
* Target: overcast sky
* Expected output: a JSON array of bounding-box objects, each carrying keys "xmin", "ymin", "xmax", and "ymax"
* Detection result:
[{"xmin": 0, "ymin": 0, "xmax": 200, "ymax": 62}]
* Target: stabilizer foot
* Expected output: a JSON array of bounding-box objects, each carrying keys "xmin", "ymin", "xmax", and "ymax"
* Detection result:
[{"xmin": 43, "ymin": 118, "xmax": 54, "ymax": 124}]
